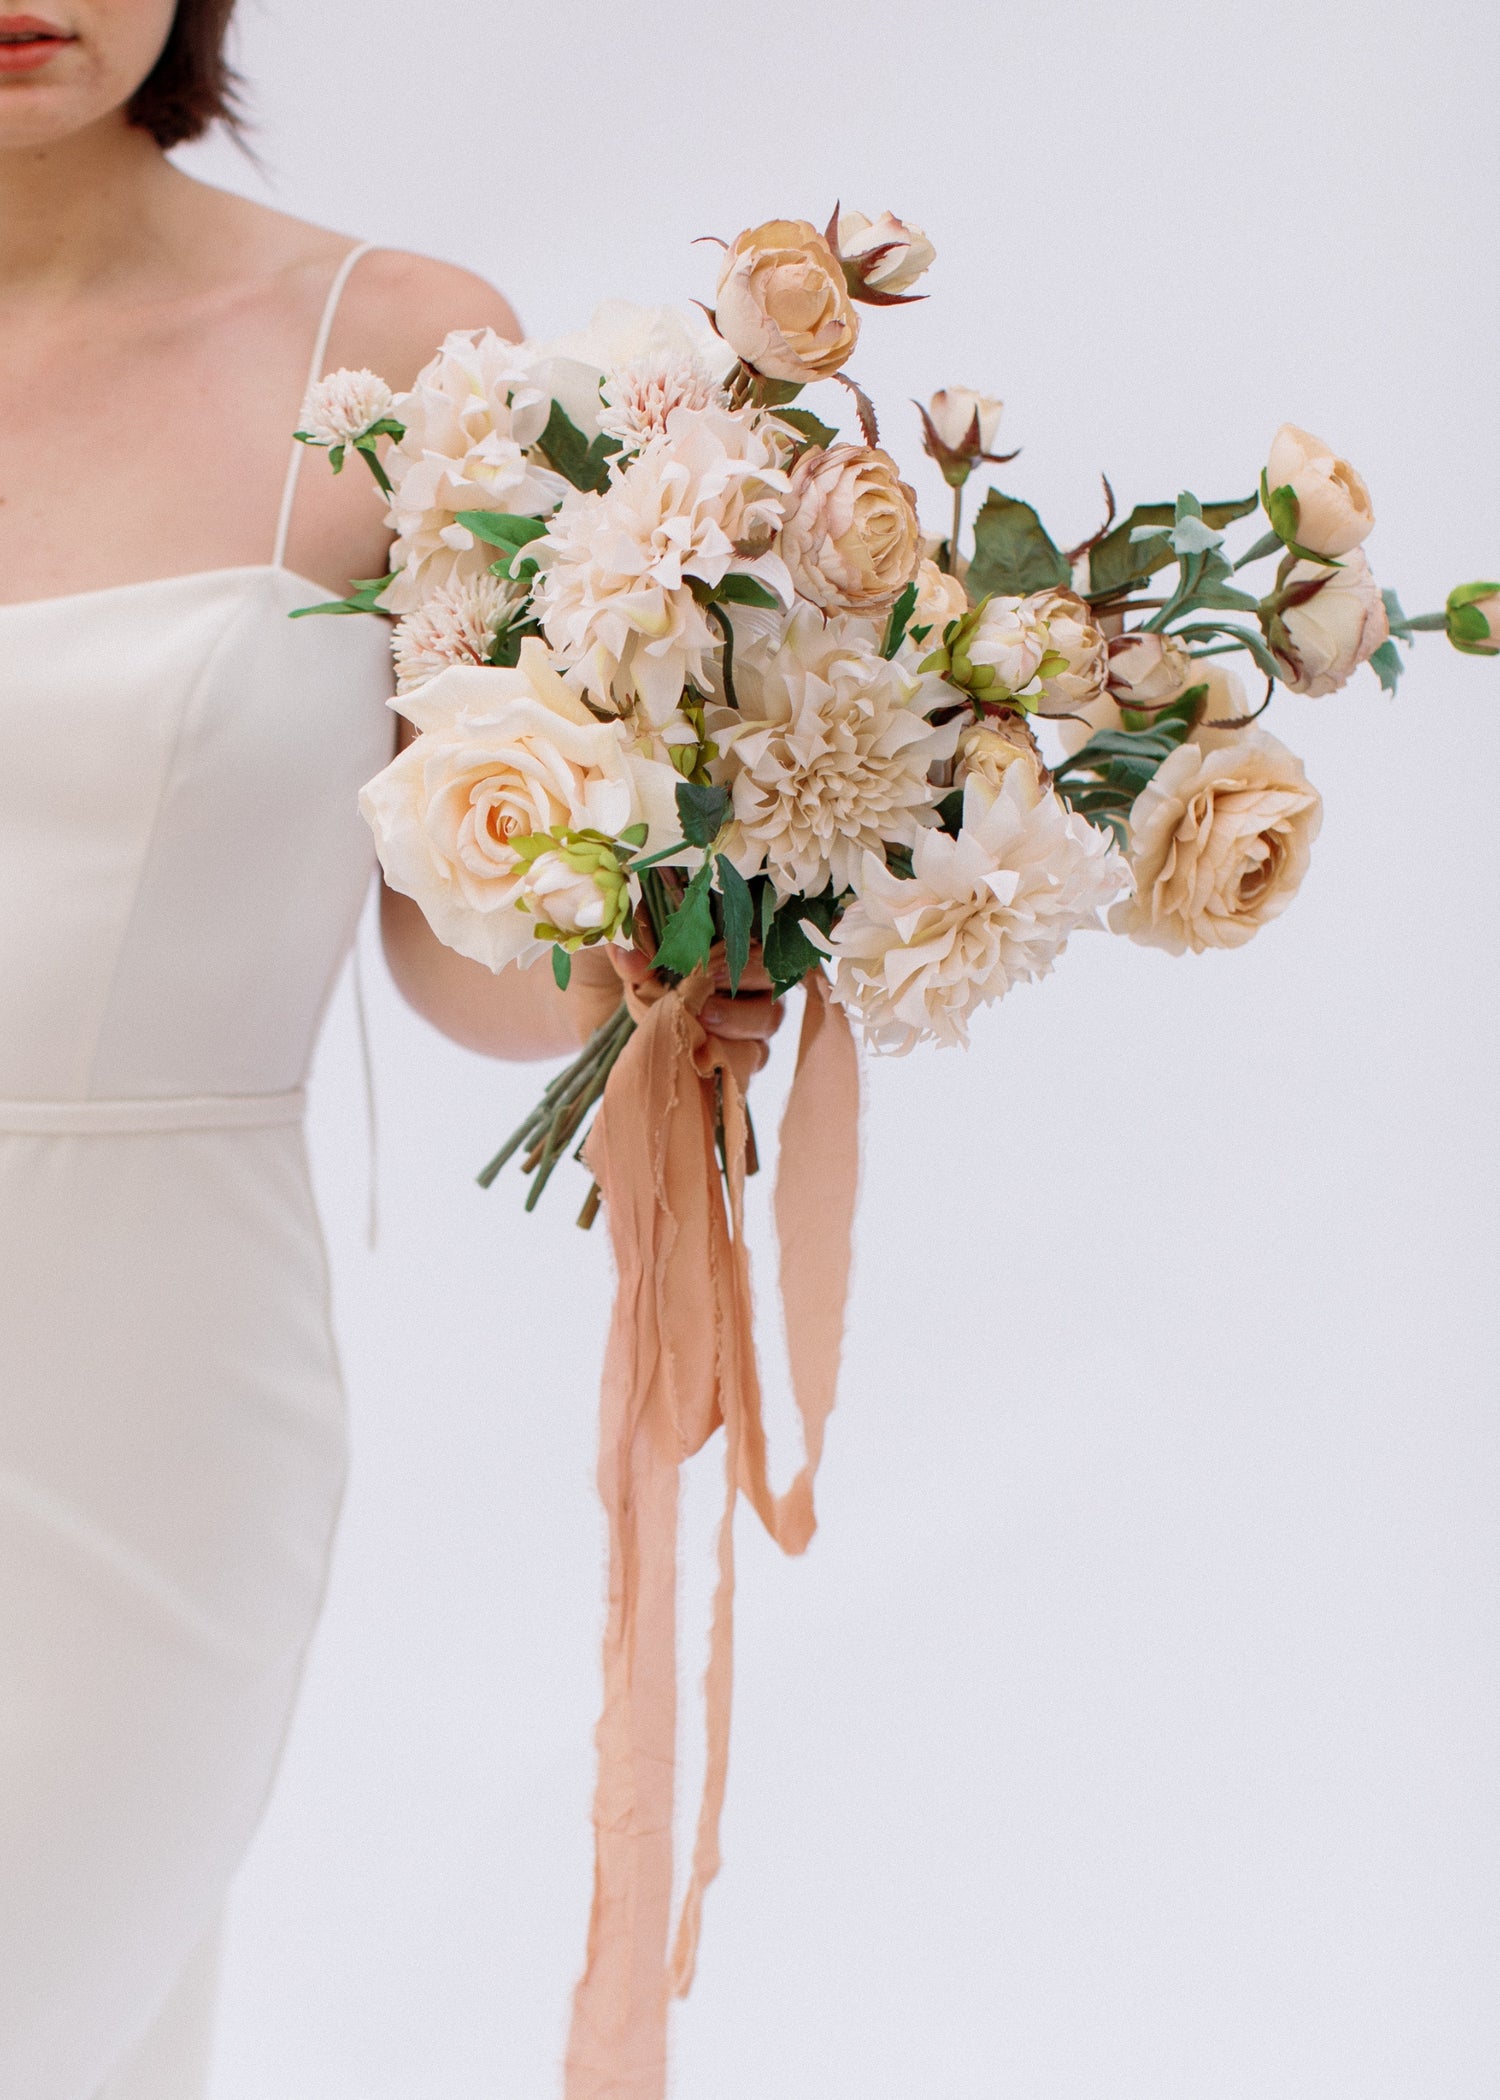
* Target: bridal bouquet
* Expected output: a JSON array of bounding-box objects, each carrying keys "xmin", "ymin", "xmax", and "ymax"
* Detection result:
[{"xmin": 296, "ymin": 209, "xmax": 1496, "ymax": 2100}]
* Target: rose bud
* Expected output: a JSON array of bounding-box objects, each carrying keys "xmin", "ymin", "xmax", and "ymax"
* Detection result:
[
  {"xmin": 1025, "ymin": 589, "xmax": 1109, "ymax": 714},
  {"xmin": 779, "ymin": 443, "xmax": 922, "ymax": 614},
  {"xmin": 916, "ymin": 388, "xmax": 1011, "ymax": 487},
  {"xmin": 1445, "ymin": 581, "xmax": 1500, "ymax": 656},
  {"xmin": 1264, "ymin": 424, "xmax": 1375, "ymax": 559},
  {"xmin": 715, "ymin": 220, "xmax": 859, "ymax": 384},
  {"xmin": 911, "ymin": 556, "xmax": 970, "ymax": 638},
  {"xmin": 927, "ymin": 594, "xmax": 1054, "ymax": 704},
  {"xmin": 833, "ymin": 209, "xmax": 936, "ymax": 301},
  {"xmin": 1266, "ymin": 551, "xmax": 1388, "ymax": 695},
  {"xmin": 955, "ymin": 713, "xmax": 1046, "ymax": 798},
  {"xmin": 1106, "ymin": 631, "xmax": 1196, "ymax": 708}
]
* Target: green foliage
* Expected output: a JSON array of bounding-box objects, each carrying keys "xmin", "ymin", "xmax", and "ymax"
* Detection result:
[
  {"xmin": 1051, "ymin": 687, "xmax": 1204, "ymax": 843},
  {"xmin": 454, "ymin": 509, "xmax": 549, "ymax": 580},
  {"xmin": 551, "ymin": 944, "xmax": 573, "ymax": 991},
  {"xmin": 675, "ymin": 780, "xmax": 730, "ymax": 848},
  {"xmin": 486, "ymin": 617, "xmax": 543, "ymax": 667},
  {"xmin": 1368, "ymin": 639, "xmax": 1404, "ymax": 694},
  {"xmin": 716, "ymin": 856, "xmax": 754, "ymax": 992},
  {"xmin": 774, "ymin": 407, "xmax": 839, "ymax": 449},
  {"xmin": 537, "ymin": 401, "xmax": 622, "ymax": 493},
  {"xmin": 713, "ymin": 573, "xmax": 781, "ymax": 609},
  {"xmin": 763, "ymin": 886, "xmax": 838, "ymax": 999},
  {"xmin": 289, "ymin": 574, "xmax": 395, "ymax": 619},
  {"xmin": 1087, "ymin": 494, "xmax": 1257, "ymax": 600},
  {"xmin": 965, "ymin": 490, "xmax": 1070, "ymax": 599},
  {"xmin": 934, "ymin": 787, "xmax": 965, "ymax": 836},
  {"xmin": 881, "ymin": 580, "xmax": 919, "ymax": 659},
  {"xmin": 652, "ymin": 863, "xmax": 715, "ymax": 978}
]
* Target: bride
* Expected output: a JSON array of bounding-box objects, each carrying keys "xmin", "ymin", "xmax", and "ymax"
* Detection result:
[{"xmin": 0, "ymin": 4, "xmax": 778, "ymax": 2095}]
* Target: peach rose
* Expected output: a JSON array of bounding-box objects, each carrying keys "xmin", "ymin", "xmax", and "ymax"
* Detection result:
[
  {"xmin": 1265, "ymin": 424, "xmax": 1374, "ymax": 558},
  {"xmin": 1269, "ymin": 551, "xmax": 1388, "ymax": 696},
  {"xmin": 1107, "ymin": 631, "xmax": 1195, "ymax": 708},
  {"xmin": 779, "ymin": 443, "xmax": 921, "ymax": 613},
  {"xmin": 1112, "ymin": 730, "xmax": 1322, "ymax": 955},
  {"xmin": 714, "ymin": 220, "xmax": 859, "ymax": 383}
]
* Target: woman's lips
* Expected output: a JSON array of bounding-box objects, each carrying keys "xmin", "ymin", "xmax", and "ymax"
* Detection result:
[{"xmin": 0, "ymin": 16, "xmax": 75, "ymax": 72}]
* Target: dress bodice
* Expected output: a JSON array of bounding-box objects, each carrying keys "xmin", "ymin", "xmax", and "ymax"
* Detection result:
[{"xmin": 0, "ymin": 565, "xmax": 394, "ymax": 1103}]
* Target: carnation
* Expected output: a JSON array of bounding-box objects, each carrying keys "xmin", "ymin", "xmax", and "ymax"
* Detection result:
[
  {"xmin": 530, "ymin": 403, "xmax": 793, "ymax": 726},
  {"xmin": 298, "ymin": 367, "xmax": 396, "ymax": 449},
  {"xmin": 826, "ymin": 770, "xmax": 1128, "ymax": 1053},
  {"xmin": 392, "ymin": 573, "xmax": 518, "ymax": 693},
  {"xmin": 718, "ymin": 607, "xmax": 958, "ymax": 901},
  {"xmin": 383, "ymin": 329, "xmax": 570, "ymax": 613}
]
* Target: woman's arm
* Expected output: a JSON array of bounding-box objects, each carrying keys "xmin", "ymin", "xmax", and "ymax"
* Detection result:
[{"xmin": 335, "ymin": 253, "xmax": 783, "ymax": 1067}]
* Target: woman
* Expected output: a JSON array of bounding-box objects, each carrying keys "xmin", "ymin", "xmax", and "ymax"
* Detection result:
[{"xmin": 0, "ymin": 6, "xmax": 778, "ymax": 2095}]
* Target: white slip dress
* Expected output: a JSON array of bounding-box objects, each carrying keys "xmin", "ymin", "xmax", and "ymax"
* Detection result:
[{"xmin": 0, "ymin": 244, "xmax": 396, "ymax": 2100}]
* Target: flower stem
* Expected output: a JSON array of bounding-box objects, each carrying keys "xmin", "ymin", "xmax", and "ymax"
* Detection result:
[{"xmin": 947, "ymin": 483, "xmax": 964, "ymax": 575}]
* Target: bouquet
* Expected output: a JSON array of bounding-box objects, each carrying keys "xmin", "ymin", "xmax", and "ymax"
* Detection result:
[{"xmin": 295, "ymin": 208, "xmax": 1497, "ymax": 2099}]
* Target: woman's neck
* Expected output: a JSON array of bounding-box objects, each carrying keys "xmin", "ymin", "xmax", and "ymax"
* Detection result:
[{"xmin": 0, "ymin": 117, "xmax": 186, "ymax": 297}]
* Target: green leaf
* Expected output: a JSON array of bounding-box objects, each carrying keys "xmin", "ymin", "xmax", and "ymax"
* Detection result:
[
  {"xmin": 1172, "ymin": 620, "xmax": 1284, "ymax": 682},
  {"xmin": 774, "ymin": 407, "xmax": 839, "ymax": 448},
  {"xmin": 486, "ymin": 617, "xmax": 542, "ymax": 668},
  {"xmin": 551, "ymin": 943, "xmax": 573, "ymax": 991},
  {"xmin": 881, "ymin": 580, "xmax": 919, "ymax": 660},
  {"xmin": 764, "ymin": 907, "xmax": 822, "ymax": 997},
  {"xmin": 1265, "ymin": 480, "xmax": 1300, "ymax": 547},
  {"xmin": 965, "ymin": 490, "xmax": 1069, "ymax": 599},
  {"xmin": 652, "ymin": 865, "xmax": 716, "ymax": 978},
  {"xmin": 618, "ymin": 822, "xmax": 649, "ymax": 850},
  {"xmin": 289, "ymin": 573, "xmax": 394, "ymax": 619},
  {"xmin": 758, "ymin": 876, "xmax": 777, "ymax": 947},
  {"xmin": 713, "ymin": 572, "xmax": 781, "ymax": 609},
  {"xmin": 537, "ymin": 400, "xmax": 622, "ymax": 493},
  {"xmin": 1368, "ymin": 639, "xmax": 1404, "ymax": 694},
  {"xmin": 716, "ymin": 856, "xmax": 754, "ymax": 992},
  {"xmin": 934, "ymin": 787, "xmax": 965, "ymax": 836},
  {"xmin": 1087, "ymin": 495, "xmax": 1257, "ymax": 600},
  {"xmin": 1234, "ymin": 528, "xmax": 1284, "ymax": 571},
  {"xmin": 675, "ymin": 780, "xmax": 730, "ymax": 848},
  {"xmin": 455, "ymin": 509, "xmax": 550, "ymax": 550}
]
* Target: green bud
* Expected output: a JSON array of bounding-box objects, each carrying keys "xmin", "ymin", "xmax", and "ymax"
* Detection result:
[{"xmin": 1446, "ymin": 581, "xmax": 1500, "ymax": 657}]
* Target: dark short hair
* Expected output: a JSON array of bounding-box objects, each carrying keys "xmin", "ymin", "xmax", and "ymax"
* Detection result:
[{"xmin": 127, "ymin": 0, "xmax": 242, "ymax": 150}]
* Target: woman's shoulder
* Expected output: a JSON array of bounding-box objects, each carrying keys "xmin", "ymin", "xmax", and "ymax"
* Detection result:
[{"xmin": 196, "ymin": 188, "xmax": 524, "ymax": 387}]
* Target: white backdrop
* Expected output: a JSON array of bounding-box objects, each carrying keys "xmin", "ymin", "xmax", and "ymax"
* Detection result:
[{"xmin": 182, "ymin": 3, "xmax": 1500, "ymax": 2094}]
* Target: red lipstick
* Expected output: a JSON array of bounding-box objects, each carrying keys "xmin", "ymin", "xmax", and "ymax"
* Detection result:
[{"xmin": 0, "ymin": 15, "xmax": 76, "ymax": 74}]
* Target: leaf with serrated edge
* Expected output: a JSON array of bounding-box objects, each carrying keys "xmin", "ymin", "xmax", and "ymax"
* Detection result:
[
  {"xmin": 675, "ymin": 780, "xmax": 730, "ymax": 848},
  {"xmin": 966, "ymin": 490, "xmax": 1070, "ymax": 599}
]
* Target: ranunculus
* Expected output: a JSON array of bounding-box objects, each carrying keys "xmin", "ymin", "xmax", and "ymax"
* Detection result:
[
  {"xmin": 1445, "ymin": 582, "xmax": 1500, "ymax": 657},
  {"xmin": 719, "ymin": 607, "xmax": 958, "ymax": 900},
  {"xmin": 714, "ymin": 220, "xmax": 859, "ymax": 384},
  {"xmin": 779, "ymin": 444, "xmax": 921, "ymax": 614},
  {"xmin": 358, "ymin": 640, "xmax": 680, "ymax": 973},
  {"xmin": 530, "ymin": 403, "xmax": 793, "ymax": 725},
  {"xmin": 383, "ymin": 330, "xmax": 569, "ymax": 613},
  {"xmin": 834, "ymin": 210, "xmax": 936, "ymax": 297},
  {"xmin": 826, "ymin": 768, "xmax": 1128, "ymax": 1053},
  {"xmin": 1269, "ymin": 551, "xmax": 1388, "ymax": 696},
  {"xmin": 925, "ymin": 388, "xmax": 1005, "ymax": 456},
  {"xmin": 298, "ymin": 367, "xmax": 396, "ymax": 449},
  {"xmin": 1265, "ymin": 424, "xmax": 1375, "ymax": 558},
  {"xmin": 1112, "ymin": 729, "xmax": 1322, "ymax": 955},
  {"xmin": 1107, "ymin": 631, "xmax": 1195, "ymax": 707},
  {"xmin": 954, "ymin": 713, "xmax": 1045, "ymax": 798},
  {"xmin": 1027, "ymin": 589, "xmax": 1109, "ymax": 714},
  {"xmin": 910, "ymin": 556, "xmax": 970, "ymax": 639}
]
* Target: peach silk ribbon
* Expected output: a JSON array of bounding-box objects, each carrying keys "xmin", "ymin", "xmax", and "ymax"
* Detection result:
[{"xmin": 563, "ymin": 967, "xmax": 859, "ymax": 2100}]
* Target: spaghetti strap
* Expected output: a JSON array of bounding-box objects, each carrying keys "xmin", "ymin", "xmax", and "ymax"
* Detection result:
[{"xmin": 272, "ymin": 240, "xmax": 378, "ymax": 571}]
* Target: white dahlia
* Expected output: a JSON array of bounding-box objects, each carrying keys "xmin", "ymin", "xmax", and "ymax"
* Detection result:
[
  {"xmin": 719, "ymin": 607, "xmax": 957, "ymax": 901},
  {"xmin": 392, "ymin": 573, "xmax": 519, "ymax": 694},
  {"xmin": 826, "ymin": 770, "xmax": 1129, "ymax": 1053},
  {"xmin": 530, "ymin": 403, "xmax": 793, "ymax": 726},
  {"xmin": 383, "ymin": 329, "xmax": 569, "ymax": 613}
]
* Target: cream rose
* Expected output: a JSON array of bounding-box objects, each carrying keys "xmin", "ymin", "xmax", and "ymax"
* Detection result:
[
  {"xmin": 1027, "ymin": 589, "xmax": 1109, "ymax": 714},
  {"xmin": 779, "ymin": 444, "xmax": 921, "ymax": 614},
  {"xmin": 911, "ymin": 557, "xmax": 970, "ymax": 638},
  {"xmin": 1107, "ymin": 631, "xmax": 1195, "ymax": 708},
  {"xmin": 358, "ymin": 640, "xmax": 679, "ymax": 973},
  {"xmin": 714, "ymin": 220, "xmax": 859, "ymax": 383},
  {"xmin": 1270, "ymin": 551, "xmax": 1388, "ymax": 696},
  {"xmin": 926, "ymin": 388, "xmax": 1004, "ymax": 456},
  {"xmin": 835, "ymin": 210, "xmax": 935, "ymax": 296},
  {"xmin": 955, "ymin": 714, "xmax": 1045, "ymax": 798},
  {"xmin": 1265, "ymin": 424, "xmax": 1375, "ymax": 558},
  {"xmin": 1112, "ymin": 730, "xmax": 1322, "ymax": 955}
]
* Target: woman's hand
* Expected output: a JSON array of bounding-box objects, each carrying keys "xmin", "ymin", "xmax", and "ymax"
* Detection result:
[{"xmin": 568, "ymin": 943, "xmax": 784, "ymax": 1075}]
